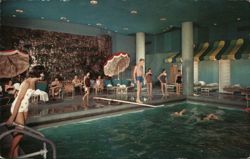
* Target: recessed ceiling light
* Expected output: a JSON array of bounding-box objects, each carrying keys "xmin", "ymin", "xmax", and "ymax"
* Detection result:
[
  {"xmin": 87, "ymin": 23, "xmax": 91, "ymax": 25},
  {"xmin": 213, "ymin": 23, "xmax": 217, "ymax": 26},
  {"xmin": 41, "ymin": 17, "xmax": 45, "ymax": 19},
  {"xmin": 15, "ymin": 9, "xmax": 23, "ymax": 13},
  {"xmin": 96, "ymin": 23, "xmax": 102, "ymax": 26},
  {"xmin": 60, "ymin": 17, "xmax": 67, "ymax": 20},
  {"xmin": 90, "ymin": 0, "xmax": 98, "ymax": 5},
  {"xmin": 160, "ymin": 17, "xmax": 167, "ymax": 21},
  {"xmin": 67, "ymin": 20, "xmax": 70, "ymax": 22},
  {"xmin": 130, "ymin": 10, "xmax": 138, "ymax": 14},
  {"xmin": 237, "ymin": 17, "xmax": 241, "ymax": 21},
  {"xmin": 115, "ymin": 30, "xmax": 118, "ymax": 32},
  {"xmin": 123, "ymin": 27, "xmax": 129, "ymax": 30},
  {"xmin": 12, "ymin": 15, "xmax": 16, "ymax": 17}
]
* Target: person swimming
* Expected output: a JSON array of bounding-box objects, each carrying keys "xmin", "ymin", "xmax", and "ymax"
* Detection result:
[
  {"xmin": 171, "ymin": 109, "xmax": 187, "ymax": 117},
  {"xmin": 197, "ymin": 113, "xmax": 219, "ymax": 121}
]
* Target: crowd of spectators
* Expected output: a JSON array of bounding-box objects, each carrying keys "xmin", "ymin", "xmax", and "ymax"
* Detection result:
[{"xmin": 1, "ymin": 26, "xmax": 112, "ymax": 81}]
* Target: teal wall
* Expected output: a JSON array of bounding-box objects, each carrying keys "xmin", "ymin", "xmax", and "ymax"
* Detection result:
[
  {"xmin": 199, "ymin": 61, "xmax": 219, "ymax": 84},
  {"xmin": 231, "ymin": 59, "xmax": 250, "ymax": 87},
  {"xmin": 146, "ymin": 29, "xmax": 181, "ymax": 54},
  {"xmin": 198, "ymin": 60, "xmax": 250, "ymax": 87}
]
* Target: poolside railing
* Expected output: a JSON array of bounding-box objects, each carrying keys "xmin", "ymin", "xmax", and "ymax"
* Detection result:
[{"xmin": 0, "ymin": 122, "xmax": 56, "ymax": 159}]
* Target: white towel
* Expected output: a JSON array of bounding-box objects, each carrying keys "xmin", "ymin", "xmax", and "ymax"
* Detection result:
[{"xmin": 34, "ymin": 89, "xmax": 49, "ymax": 102}]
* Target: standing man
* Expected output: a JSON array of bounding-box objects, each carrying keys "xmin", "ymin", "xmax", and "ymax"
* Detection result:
[{"xmin": 133, "ymin": 58, "xmax": 145, "ymax": 103}]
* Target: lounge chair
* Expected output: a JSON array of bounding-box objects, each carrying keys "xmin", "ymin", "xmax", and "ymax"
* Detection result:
[
  {"xmin": 223, "ymin": 85, "xmax": 242, "ymax": 94},
  {"xmin": 201, "ymin": 83, "xmax": 219, "ymax": 94}
]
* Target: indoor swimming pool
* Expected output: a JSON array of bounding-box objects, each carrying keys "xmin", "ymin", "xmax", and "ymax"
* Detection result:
[{"xmin": 23, "ymin": 102, "xmax": 250, "ymax": 159}]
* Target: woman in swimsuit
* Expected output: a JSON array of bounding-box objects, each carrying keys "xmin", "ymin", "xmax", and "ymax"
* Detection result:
[
  {"xmin": 82, "ymin": 72, "xmax": 91, "ymax": 109},
  {"xmin": 158, "ymin": 69, "xmax": 168, "ymax": 96},
  {"xmin": 6, "ymin": 65, "xmax": 45, "ymax": 158},
  {"xmin": 175, "ymin": 69, "xmax": 182, "ymax": 95},
  {"xmin": 145, "ymin": 68, "xmax": 153, "ymax": 97}
]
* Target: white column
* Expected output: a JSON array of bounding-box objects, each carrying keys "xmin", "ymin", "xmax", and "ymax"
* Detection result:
[
  {"xmin": 136, "ymin": 32, "xmax": 145, "ymax": 70},
  {"xmin": 182, "ymin": 22, "xmax": 194, "ymax": 96},
  {"xmin": 219, "ymin": 60, "xmax": 231, "ymax": 93}
]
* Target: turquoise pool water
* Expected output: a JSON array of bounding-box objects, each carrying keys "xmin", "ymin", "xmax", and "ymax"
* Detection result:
[{"xmin": 26, "ymin": 103, "xmax": 250, "ymax": 159}]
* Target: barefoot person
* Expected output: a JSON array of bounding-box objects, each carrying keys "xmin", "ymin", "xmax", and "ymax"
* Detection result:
[
  {"xmin": 158, "ymin": 69, "xmax": 168, "ymax": 96},
  {"xmin": 133, "ymin": 58, "xmax": 145, "ymax": 103},
  {"xmin": 82, "ymin": 72, "xmax": 90, "ymax": 109},
  {"xmin": 175, "ymin": 69, "xmax": 182, "ymax": 95},
  {"xmin": 145, "ymin": 68, "xmax": 153, "ymax": 97},
  {"xmin": 6, "ymin": 65, "xmax": 45, "ymax": 158}
]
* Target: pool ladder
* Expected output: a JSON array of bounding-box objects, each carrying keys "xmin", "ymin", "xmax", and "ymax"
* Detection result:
[{"xmin": 0, "ymin": 122, "xmax": 56, "ymax": 159}]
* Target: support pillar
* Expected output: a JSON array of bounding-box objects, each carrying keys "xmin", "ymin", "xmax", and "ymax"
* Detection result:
[
  {"xmin": 182, "ymin": 22, "xmax": 194, "ymax": 96},
  {"xmin": 136, "ymin": 32, "xmax": 145, "ymax": 71}
]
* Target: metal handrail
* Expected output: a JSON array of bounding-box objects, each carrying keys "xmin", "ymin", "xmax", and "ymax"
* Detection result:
[{"xmin": 0, "ymin": 122, "xmax": 56, "ymax": 159}]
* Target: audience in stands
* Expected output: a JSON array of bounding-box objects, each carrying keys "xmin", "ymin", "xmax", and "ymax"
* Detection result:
[{"xmin": 1, "ymin": 26, "xmax": 112, "ymax": 80}]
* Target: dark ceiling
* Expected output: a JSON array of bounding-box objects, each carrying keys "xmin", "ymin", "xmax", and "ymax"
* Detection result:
[{"xmin": 2, "ymin": 0, "xmax": 250, "ymax": 34}]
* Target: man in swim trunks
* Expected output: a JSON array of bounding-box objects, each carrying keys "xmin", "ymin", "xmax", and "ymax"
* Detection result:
[{"xmin": 133, "ymin": 58, "xmax": 145, "ymax": 103}]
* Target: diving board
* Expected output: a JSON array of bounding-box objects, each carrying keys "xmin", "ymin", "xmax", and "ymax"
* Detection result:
[{"xmin": 93, "ymin": 97, "xmax": 159, "ymax": 108}]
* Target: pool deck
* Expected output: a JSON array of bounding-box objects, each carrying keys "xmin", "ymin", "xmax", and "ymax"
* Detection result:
[{"xmin": 1, "ymin": 88, "xmax": 249, "ymax": 128}]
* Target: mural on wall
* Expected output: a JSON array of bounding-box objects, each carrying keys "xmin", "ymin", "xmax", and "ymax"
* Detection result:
[{"xmin": 0, "ymin": 26, "xmax": 112, "ymax": 80}]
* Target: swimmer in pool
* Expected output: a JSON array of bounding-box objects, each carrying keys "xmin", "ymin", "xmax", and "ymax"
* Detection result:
[
  {"xmin": 198, "ymin": 113, "xmax": 219, "ymax": 121},
  {"xmin": 171, "ymin": 109, "xmax": 187, "ymax": 117}
]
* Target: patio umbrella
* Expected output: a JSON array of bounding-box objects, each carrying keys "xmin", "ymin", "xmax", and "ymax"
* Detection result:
[
  {"xmin": 104, "ymin": 52, "xmax": 130, "ymax": 79},
  {"xmin": 0, "ymin": 50, "xmax": 29, "ymax": 78}
]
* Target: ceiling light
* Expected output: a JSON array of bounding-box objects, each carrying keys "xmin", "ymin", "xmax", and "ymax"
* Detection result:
[
  {"xmin": 115, "ymin": 30, "xmax": 118, "ymax": 32},
  {"xmin": 213, "ymin": 23, "xmax": 217, "ymax": 26},
  {"xmin": 67, "ymin": 20, "xmax": 70, "ymax": 22},
  {"xmin": 87, "ymin": 23, "xmax": 91, "ymax": 25},
  {"xmin": 130, "ymin": 10, "xmax": 138, "ymax": 14},
  {"xmin": 160, "ymin": 17, "xmax": 167, "ymax": 21},
  {"xmin": 237, "ymin": 17, "xmax": 241, "ymax": 21},
  {"xmin": 60, "ymin": 17, "xmax": 67, "ymax": 20},
  {"xmin": 123, "ymin": 27, "xmax": 129, "ymax": 30},
  {"xmin": 12, "ymin": 15, "xmax": 16, "ymax": 17},
  {"xmin": 41, "ymin": 17, "xmax": 45, "ymax": 19},
  {"xmin": 60, "ymin": 0, "xmax": 70, "ymax": 1},
  {"xmin": 90, "ymin": 0, "xmax": 98, "ymax": 5},
  {"xmin": 15, "ymin": 9, "xmax": 23, "ymax": 13},
  {"xmin": 96, "ymin": 23, "xmax": 102, "ymax": 26}
]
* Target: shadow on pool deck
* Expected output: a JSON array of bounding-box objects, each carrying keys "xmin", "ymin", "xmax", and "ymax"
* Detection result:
[{"xmin": 1, "ymin": 88, "xmax": 248, "ymax": 128}]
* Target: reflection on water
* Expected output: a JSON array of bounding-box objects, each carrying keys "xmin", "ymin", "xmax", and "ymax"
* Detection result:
[{"xmin": 24, "ymin": 103, "xmax": 250, "ymax": 159}]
